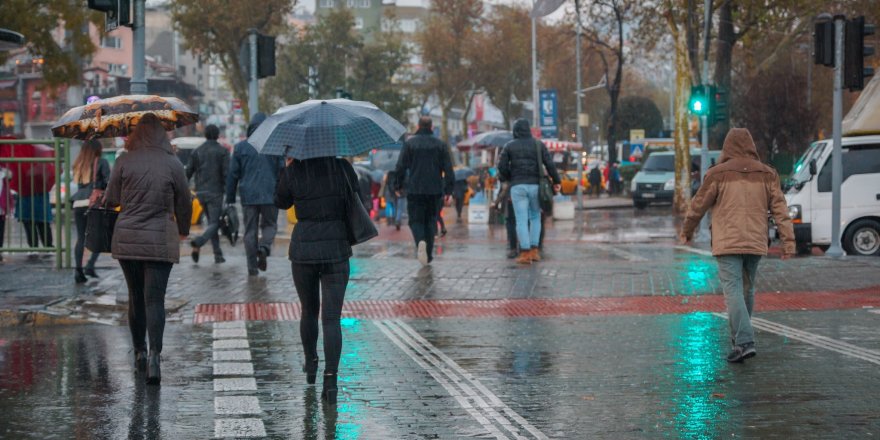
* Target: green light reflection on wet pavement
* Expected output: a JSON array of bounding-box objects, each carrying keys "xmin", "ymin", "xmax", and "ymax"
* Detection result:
[
  {"xmin": 680, "ymin": 257, "xmax": 715, "ymax": 295},
  {"xmin": 335, "ymin": 317, "xmax": 364, "ymax": 439},
  {"xmin": 671, "ymin": 312, "xmax": 726, "ymax": 439}
]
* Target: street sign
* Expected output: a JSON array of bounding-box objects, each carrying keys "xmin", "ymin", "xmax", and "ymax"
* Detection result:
[
  {"xmin": 578, "ymin": 113, "xmax": 590, "ymax": 127},
  {"xmin": 630, "ymin": 144, "xmax": 644, "ymax": 157},
  {"xmin": 539, "ymin": 89, "xmax": 558, "ymax": 139},
  {"xmin": 629, "ymin": 129, "xmax": 645, "ymax": 143}
]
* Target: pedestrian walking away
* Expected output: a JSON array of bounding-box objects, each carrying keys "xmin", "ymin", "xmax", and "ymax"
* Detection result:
[
  {"xmin": 452, "ymin": 178, "xmax": 467, "ymax": 221},
  {"xmin": 104, "ymin": 113, "xmax": 192, "ymax": 385},
  {"xmin": 497, "ymin": 119, "xmax": 561, "ymax": 265},
  {"xmin": 394, "ymin": 116, "xmax": 454, "ymax": 266},
  {"xmin": 275, "ymin": 156, "xmax": 362, "ymax": 405},
  {"xmin": 680, "ymin": 128, "xmax": 795, "ymax": 363},
  {"xmin": 187, "ymin": 124, "xmax": 229, "ymax": 264},
  {"xmin": 588, "ymin": 166, "xmax": 602, "ymax": 197},
  {"xmin": 70, "ymin": 139, "xmax": 111, "ymax": 283},
  {"xmin": 225, "ymin": 113, "xmax": 282, "ymax": 276}
]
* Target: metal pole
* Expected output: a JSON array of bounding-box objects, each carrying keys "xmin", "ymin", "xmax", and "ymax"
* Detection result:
[
  {"xmin": 531, "ymin": 16, "xmax": 539, "ymax": 130},
  {"xmin": 130, "ymin": 0, "xmax": 147, "ymax": 94},
  {"xmin": 696, "ymin": 0, "xmax": 712, "ymax": 243},
  {"xmin": 575, "ymin": 5, "xmax": 584, "ymax": 210},
  {"xmin": 248, "ymin": 30, "xmax": 259, "ymax": 120},
  {"xmin": 54, "ymin": 138, "xmax": 62, "ymax": 269},
  {"xmin": 826, "ymin": 15, "xmax": 846, "ymax": 258}
]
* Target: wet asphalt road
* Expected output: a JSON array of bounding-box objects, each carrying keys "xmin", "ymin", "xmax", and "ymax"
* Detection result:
[{"xmin": 1, "ymin": 206, "xmax": 879, "ymax": 439}]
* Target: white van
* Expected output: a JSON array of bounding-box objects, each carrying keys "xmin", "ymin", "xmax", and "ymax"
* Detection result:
[{"xmin": 785, "ymin": 135, "xmax": 880, "ymax": 256}]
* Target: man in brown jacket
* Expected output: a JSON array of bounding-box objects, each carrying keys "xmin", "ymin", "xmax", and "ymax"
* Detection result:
[{"xmin": 680, "ymin": 128, "xmax": 795, "ymax": 363}]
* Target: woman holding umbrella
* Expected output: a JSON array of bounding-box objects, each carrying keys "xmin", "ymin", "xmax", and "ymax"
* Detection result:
[
  {"xmin": 105, "ymin": 113, "xmax": 192, "ymax": 385},
  {"xmin": 250, "ymin": 99, "xmax": 399, "ymax": 405}
]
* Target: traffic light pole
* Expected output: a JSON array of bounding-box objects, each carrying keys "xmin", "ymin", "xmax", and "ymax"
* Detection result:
[
  {"xmin": 695, "ymin": 0, "xmax": 712, "ymax": 243},
  {"xmin": 248, "ymin": 29, "xmax": 259, "ymax": 120},
  {"xmin": 825, "ymin": 15, "xmax": 846, "ymax": 258},
  {"xmin": 130, "ymin": 0, "xmax": 147, "ymax": 94}
]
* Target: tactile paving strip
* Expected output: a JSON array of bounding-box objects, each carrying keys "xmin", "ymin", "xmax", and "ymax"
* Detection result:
[{"xmin": 193, "ymin": 287, "xmax": 880, "ymax": 323}]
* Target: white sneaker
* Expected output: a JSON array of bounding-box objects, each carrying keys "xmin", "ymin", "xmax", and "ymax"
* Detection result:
[{"xmin": 417, "ymin": 241, "xmax": 428, "ymax": 266}]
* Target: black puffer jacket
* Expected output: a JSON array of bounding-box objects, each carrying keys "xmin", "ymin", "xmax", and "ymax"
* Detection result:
[
  {"xmin": 187, "ymin": 139, "xmax": 229, "ymax": 199},
  {"xmin": 105, "ymin": 140, "xmax": 192, "ymax": 263},
  {"xmin": 498, "ymin": 119, "xmax": 561, "ymax": 187},
  {"xmin": 394, "ymin": 128, "xmax": 454, "ymax": 195},
  {"xmin": 275, "ymin": 157, "xmax": 359, "ymax": 264}
]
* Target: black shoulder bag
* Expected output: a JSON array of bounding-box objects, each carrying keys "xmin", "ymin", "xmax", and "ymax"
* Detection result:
[
  {"xmin": 535, "ymin": 140, "xmax": 554, "ymax": 214},
  {"xmin": 342, "ymin": 164, "xmax": 378, "ymax": 245}
]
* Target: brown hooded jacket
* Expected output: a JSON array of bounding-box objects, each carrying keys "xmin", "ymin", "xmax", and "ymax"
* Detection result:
[{"xmin": 682, "ymin": 128, "xmax": 795, "ymax": 256}]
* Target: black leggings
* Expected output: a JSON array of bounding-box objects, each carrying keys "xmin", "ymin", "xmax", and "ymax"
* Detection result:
[
  {"xmin": 22, "ymin": 220, "xmax": 52, "ymax": 248},
  {"xmin": 74, "ymin": 207, "xmax": 100, "ymax": 270},
  {"xmin": 119, "ymin": 260, "xmax": 173, "ymax": 353},
  {"xmin": 291, "ymin": 260, "xmax": 350, "ymax": 374}
]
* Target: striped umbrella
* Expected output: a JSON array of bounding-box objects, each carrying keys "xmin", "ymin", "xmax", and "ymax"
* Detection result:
[
  {"xmin": 52, "ymin": 95, "xmax": 198, "ymax": 139},
  {"xmin": 248, "ymin": 99, "xmax": 406, "ymax": 159}
]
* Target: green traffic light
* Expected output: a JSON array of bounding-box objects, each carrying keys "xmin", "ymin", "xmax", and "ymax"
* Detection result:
[{"xmin": 692, "ymin": 100, "xmax": 703, "ymax": 113}]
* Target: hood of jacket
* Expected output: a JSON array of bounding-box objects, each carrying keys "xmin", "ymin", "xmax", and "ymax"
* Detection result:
[
  {"xmin": 512, "ymin": 119, "xmax": 532, "ymax": 139},
  {"xmin": 246, "ymin": 112, "xmax": 267, "ymax": 137},
  {"xmin": 719, "ymin": 128, "xmax": 760, "ymax": 163}
]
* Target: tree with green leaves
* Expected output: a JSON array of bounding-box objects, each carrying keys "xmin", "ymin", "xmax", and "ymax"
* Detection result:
[
  {"xmin": 170, "ymin": 0, "xmax": 294, "ymax": 120},
  {"xmin": 261, "ymin": 9, "xmax": 411, "ymax": 121},
  {"xmin": 0, "ymin": 1, "xmax": 102, "ymax": 87},
  {"xmin": 615, "ymin": 96, "xmax": 664, "ymax": 139}
]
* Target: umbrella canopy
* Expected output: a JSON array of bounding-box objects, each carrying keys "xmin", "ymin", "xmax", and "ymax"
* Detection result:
[
  {"xmin": 0, "ymin": 29, "xmax": 25, "ymax": 51},
  {"xmin": 248, "ymin": 99, "xmax": 406, "ymax": 160},
  {"xmin": 457, "ymin": 130, "xmax": 513, "ymax": 151},
  {"xmin": 454, "ymin": 167, "xmax": 475, "ymax": 181},
  {"xmin": 52, "ymin": 95, "xmax": 199, "ymax": 140}
]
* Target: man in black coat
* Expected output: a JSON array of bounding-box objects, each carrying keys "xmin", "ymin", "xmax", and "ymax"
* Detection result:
[
  {"xmin": 187, "ymin": 124, "xmax": 229, "ymax": 264},
  {"xmin": 394, "ymin": 116, "xmax": 454, "ymax": 265}
]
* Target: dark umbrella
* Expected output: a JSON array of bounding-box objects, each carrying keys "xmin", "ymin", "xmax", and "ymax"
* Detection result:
[
  {"xmin": 0, "ymin": 29, "xmax": 25, "ymax": 51},
  {"xmin": 51, "ymin": 95, "xmax": 198, "ymax": 140},
  {"xmin": 456, "ymin": 130, "xmax": 513, "ymax": 151},
  {"xmin": 248, "ymin": 99, "xmax": 406, "ymax": 160},
  {"xmin": 454, "ymin": 167, "xmax": 475, "ymax": 181}
]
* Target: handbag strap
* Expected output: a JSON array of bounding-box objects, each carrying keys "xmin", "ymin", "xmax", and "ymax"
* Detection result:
[
  {"xmin": 535, "ymin": 139, "xmax": 545, "ymax": 179},
  {"xmin": 91, "ymin": 157, "xmax": 99, "ymax": 185}
]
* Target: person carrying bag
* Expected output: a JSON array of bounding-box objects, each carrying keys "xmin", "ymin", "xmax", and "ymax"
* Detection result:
[{"xmin": 71, "ymin": 139, "xmax": 110, "ymax": 283}]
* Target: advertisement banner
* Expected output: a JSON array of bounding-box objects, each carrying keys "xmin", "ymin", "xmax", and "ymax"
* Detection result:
[{"xmin": 539, "ymin": 89, "xmax": 558, "ymax": 139}]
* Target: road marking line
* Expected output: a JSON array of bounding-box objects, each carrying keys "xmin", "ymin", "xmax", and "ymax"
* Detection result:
[
  {"xmin": 378, "ymin": 320, "xmax": 549, "ymax": 440},
  {"xmin": 213, "ymin": 328, "xmax": 247, "ymax": 339},
  {"xmin": 215, "ymin": 395, "xmax": 262, "ymax": 414},
  {"xmin": 214, "ymin": 321, "xmax": 247, "ymax": 329},
  {"xmin": 213, "ymin": 350, "xmax": 252, "ymax": 362},
  {"xmin": 214, "ymin": 419, "xmax": 266, "ymax": 438},
  {"xmin": 213, "ymin": 339, "xmax": 250, "ymax": 350},
  {"xmin": 375, "ymin": 321, "xmax": 511, "ymax": 440},
  {"xmin": 676, "ymin": 245, "xmax": 713, "ymax": 257},
  {"xmin": 713, "ymin": 313, "xmax": 880, "ymax": 365},
  {"xmin": 593, "ymin": 244, "xmax": 648, "ymax": 262},
  {"xmin": 213, "ymin": 362, "xmax": 255, "ymax": 376},
  {"xmin": 391, "ymin": 320, "xmax": 549, "ymax": 440},
  {"xmin": 869, "ymin": 309, "xmax": 880, "ymax": 315},
  {"xmin": 214, "ymin": 377, "xmax": 258, "ymax": 392}
]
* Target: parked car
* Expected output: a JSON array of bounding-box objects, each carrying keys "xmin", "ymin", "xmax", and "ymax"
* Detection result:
[{"xmin": 630, "ymin": 149, "xmax": 720, "ymax": 209}]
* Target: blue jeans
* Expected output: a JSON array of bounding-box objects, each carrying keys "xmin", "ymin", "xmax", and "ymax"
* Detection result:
[
  {"xmin": 510, "ymin": 184, "xmax": 541, "ymax": 251},
  {"xmin": 716, "ymin": 254, "xmax": 761, "ymax": 346}
]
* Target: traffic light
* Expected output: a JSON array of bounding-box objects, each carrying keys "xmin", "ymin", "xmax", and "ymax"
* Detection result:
[
  {"xmin": 256, "ymin": 34, "xmax": 275, "ymax": 79},
  {"xmin": 88, "ymin": 0, "xmax": 131, "ymax": 31},
  {"xmin": 689, "ymin": 84, "xmax": 709, "ymax": 116},
  {"xmin": 711, "ymin": 87, "xmax": 728, "ymax": 126},
  {"xmin": 814, "ymin": 19, "xmax": 835, "ymax": 66},
  {"xmin": 844, "ymin": 16, "xmax": 875, "ymax": 91}
]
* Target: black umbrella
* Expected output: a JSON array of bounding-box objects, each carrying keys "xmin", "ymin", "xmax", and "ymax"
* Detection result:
[{"xmin": 454, "ymin": 167, "xmax": 475, "ymax": 181}]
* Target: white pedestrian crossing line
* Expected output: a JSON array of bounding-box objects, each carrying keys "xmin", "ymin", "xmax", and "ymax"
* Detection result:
[
  {"xmin": 675, "ymin": 245, "xmax": 714, "ymax": 257},
  {"xmin": 215, "ymin": 419, "xmax": 267, "ymax": 438},
  {"xmin": 376, "ymin": 320, "xmax": 549, "ymax": 440},
  {"xmin": 211, "ymin": 321, "xmax": 265, "ymax": 438},
  {"xmin": 713, "ymin": 313, "xmax": 880, "ymax": 366},
  {"xmin": 213, "ymin": 339, "xmax": 250, "ymax": 350}
]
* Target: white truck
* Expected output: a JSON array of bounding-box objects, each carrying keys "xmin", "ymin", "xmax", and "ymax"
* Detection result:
[{"xmin": 785, "ymin": 135, "xmax": 880, "ymax": 256}]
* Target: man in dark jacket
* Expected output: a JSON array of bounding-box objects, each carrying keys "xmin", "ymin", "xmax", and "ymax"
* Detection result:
[
  {"xmin": 394, "ymin": 116, "xmax": 454, "ymax": 265},
  {"xmin": 498, "ymin": 119, "xmax": 561, "ymax": 264},
  {"xmin": 187, "ymin": 124, "xmax": 229, "ymax": 263},
  {"xmin": 226, "ymin": 113, "xmax": 282, "ymax": 276}
]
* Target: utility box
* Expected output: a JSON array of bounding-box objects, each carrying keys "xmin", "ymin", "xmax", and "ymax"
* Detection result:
[{"xmin": 468, "ymin": 203, "xmax": 490, "ymax": 224}]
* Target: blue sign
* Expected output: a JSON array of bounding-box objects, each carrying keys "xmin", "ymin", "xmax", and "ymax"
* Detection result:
[
  {"xmin": 539, "ymin": 89, "xmax": 558, "ymax": 139},
  {"xmin": 630, "ymin": 143, "xmax": 644, "ymax": 156}
]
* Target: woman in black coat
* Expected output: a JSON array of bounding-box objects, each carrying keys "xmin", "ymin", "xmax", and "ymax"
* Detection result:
[{"xmin": 275, "ymin": 156, "xmax": 359, "ymax": 405}]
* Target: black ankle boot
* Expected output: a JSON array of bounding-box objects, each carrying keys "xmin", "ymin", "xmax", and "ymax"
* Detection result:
[
  {"xmin": 321, "ymin": 373, "xmax": 338, "ymax": 405},
  {"xmin": 303, "ymin": 357, "xmax": 319, "ymax": 384},
  {"xmin": 84, "ymin": 268, "xmax": 99, "ymax": 278},
  {"xmin": 134, "ymin": 349, "xmax": 148, "ymax": 372},
  {"xmin": 75, "ymin": 269, "xmax": 87, "ymax": 284},
  {"xmin": 146, "ymin": 352, "xmax": 161, "ymax": 385}
]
